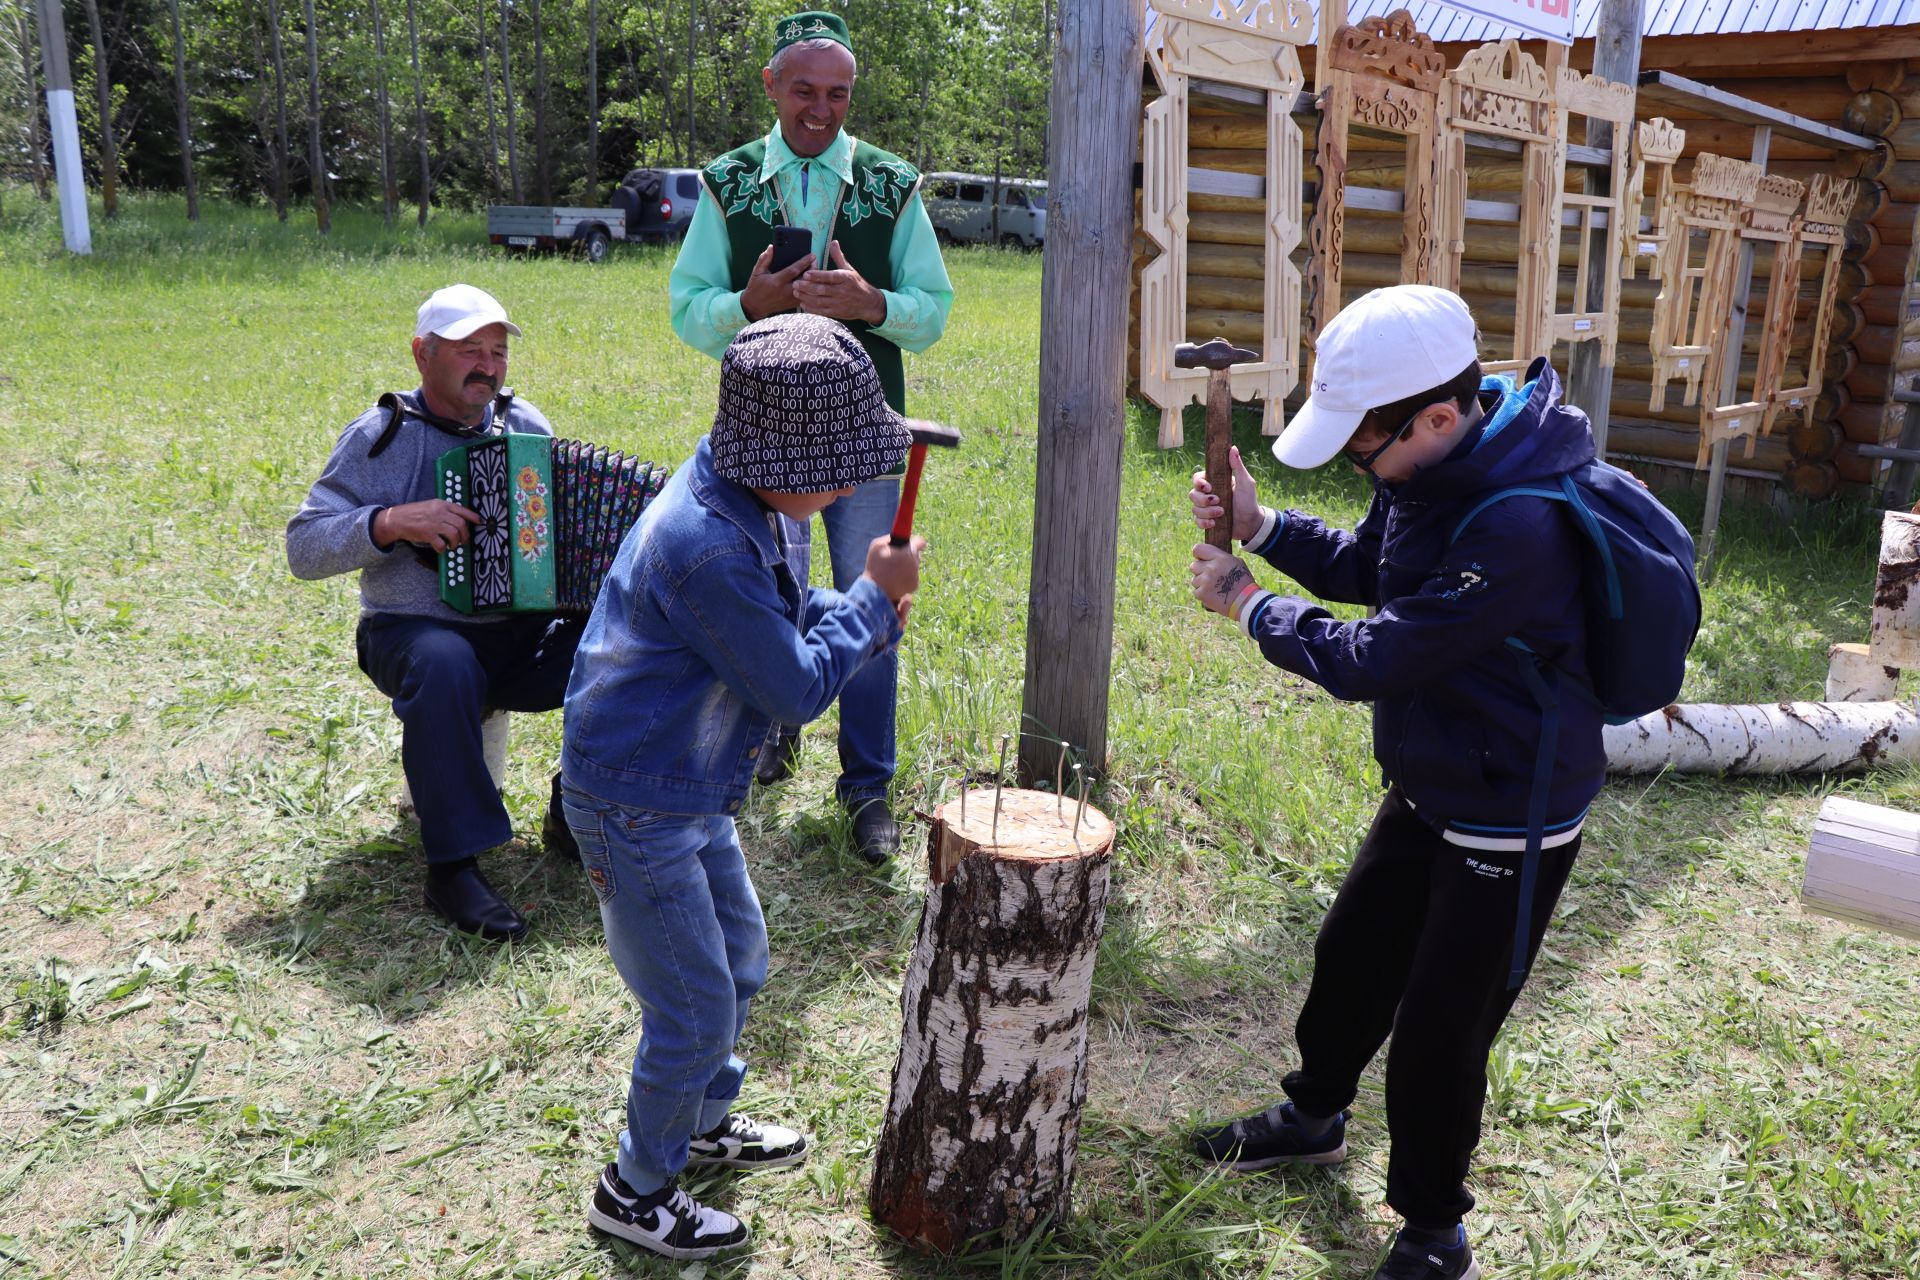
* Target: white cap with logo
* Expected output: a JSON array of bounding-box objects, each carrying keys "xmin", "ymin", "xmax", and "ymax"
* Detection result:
[
  {"xmin": 1274, "ymin": 284, "xmax": 1479, "ymax": 469},
  {"xmin": 415, "ymin": 283, "xmax": 524, "ymax": 341}
]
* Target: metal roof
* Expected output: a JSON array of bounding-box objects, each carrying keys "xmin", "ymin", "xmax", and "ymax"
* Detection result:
[
  {"xmin": 1146, "ymin": 0, "xmax": 1920, "ymax": 42},
  {"xmin": 1319, "ymin": 0, "xmax": 1920, "ymax": 39}
]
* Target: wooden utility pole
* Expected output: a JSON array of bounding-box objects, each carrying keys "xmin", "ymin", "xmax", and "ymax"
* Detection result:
[
  {"xmin": 79, "ymin": 0, "xmax": 117, "ymax": 217},
  {"xmin": 32, "ymin": 0, "xmax": 90, "ymax": 250},
  {"xmin": 1017, "ymin": 0, "xmax": 1144, "ymax": 786},
  {"xmin": 164, "ymin": 0, "xmax": 197, "ymax": 219},
  {"xmin": 18, "ymin": 2, "xmax": 49, "ymax": 201},
  {"xmin": 1565, "ymin": 0, "xmax": 1645, "ymax": 452},
  {"xmin": 530, "ymin": 0, "xmax": 548, "ymax": 203},
  {"xmin": 583, "ymin": 0, "xmax": 597, "ymax": 205},
  {"xmin": 477, "ymin": 0, "xmax": 501, "ymax": 198},
  {"xmin": 302, "ymin": 0, "xmax": 329, "ymax": 232}
]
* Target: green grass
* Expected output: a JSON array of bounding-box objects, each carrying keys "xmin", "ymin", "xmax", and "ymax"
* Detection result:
[{"xmin": 1, "ymin": 189, "xmax": 1917, "ymax": 1279}]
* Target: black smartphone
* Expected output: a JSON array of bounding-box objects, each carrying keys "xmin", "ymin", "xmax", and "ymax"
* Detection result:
[{"xmin": 768, "ymin": 225, "xmax": 812, "ymax": 273}]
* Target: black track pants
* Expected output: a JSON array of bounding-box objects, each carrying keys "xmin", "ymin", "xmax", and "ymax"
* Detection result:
[{"xmin": 1280, "ymin": 787, "xmax": 1580, "ymax": 1226}]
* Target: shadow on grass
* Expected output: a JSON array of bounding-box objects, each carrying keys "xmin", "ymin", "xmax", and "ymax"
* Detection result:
[{"xmin": 224, "ymin": 823, "xmax": 607, "ymax": 1021}]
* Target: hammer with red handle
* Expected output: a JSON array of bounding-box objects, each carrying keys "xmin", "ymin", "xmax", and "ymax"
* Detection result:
[
  {"xmin": 889, "ymin": 419, "xmax": 964, "ymax": 546},
  {"xmin": 1175, "ymin": 337, "xmax": 1260, "ymax": 551}
]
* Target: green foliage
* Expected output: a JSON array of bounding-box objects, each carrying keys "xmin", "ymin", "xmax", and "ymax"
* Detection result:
[{"xmin": 2, "ymin": 198, "xmax": 1918, "ymax": 1278}]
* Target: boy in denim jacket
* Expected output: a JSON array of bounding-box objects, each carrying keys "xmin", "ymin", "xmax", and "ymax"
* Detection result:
[
  {"xmin": 560, "ymin": 313, "xmax": 924, "ymax": 1260},
  {"xmin": 1186, "ymin": 287, "xmax": 1606, "ymax": 1280}
]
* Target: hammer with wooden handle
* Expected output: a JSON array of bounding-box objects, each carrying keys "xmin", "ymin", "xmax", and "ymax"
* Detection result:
[{"xmin": 1174, "ymin": 337, "xmax": 1260, "ymax": 550}]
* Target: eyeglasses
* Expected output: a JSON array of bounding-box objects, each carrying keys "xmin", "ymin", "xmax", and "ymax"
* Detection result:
[{"xmin": 1343, "ymin": 401, "xmax": 1439, "ymax": 475}]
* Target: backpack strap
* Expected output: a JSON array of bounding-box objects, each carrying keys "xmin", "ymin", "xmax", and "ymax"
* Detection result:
[
  {"xmin": 1504, "ymin": 638, "xmax": 1561, "ymax": 991},
  {"xmin": 366, "ymin": 388, "xmax": 518, "ymax": 459},
  {"xmin": 367, "ymin": 392, "xmax": 411, "ymax": 458}
]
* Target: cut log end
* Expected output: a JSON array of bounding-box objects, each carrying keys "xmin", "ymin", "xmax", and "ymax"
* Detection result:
[{"xmin": 933, "ymin": 788, "xmax": 1116, "ymax": 883}]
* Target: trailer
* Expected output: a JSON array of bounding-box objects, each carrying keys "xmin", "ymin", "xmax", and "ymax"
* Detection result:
[{"xmin": 486, "ymin": 205, "xmax": 627, "ymax": 262}]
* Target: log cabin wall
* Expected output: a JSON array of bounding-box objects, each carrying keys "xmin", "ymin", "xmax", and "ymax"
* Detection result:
[{"xmin": 1130, "ymin": 22, "xmax": 1920, "ymax": 505}]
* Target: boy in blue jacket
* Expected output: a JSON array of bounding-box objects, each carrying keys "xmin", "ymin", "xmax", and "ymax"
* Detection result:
[
  {"xmin": 561, "ymin": 313, "xmax": 923, "ymax": 1261},
  {"xmin": 1186, "ymin": 286, "xmax": 1605, "ymax": 1280}
]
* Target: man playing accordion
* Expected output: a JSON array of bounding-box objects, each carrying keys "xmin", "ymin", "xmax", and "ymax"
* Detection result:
[{"xmin": 286, "ymin": 284, "xmax": 582, "ymax": 943}]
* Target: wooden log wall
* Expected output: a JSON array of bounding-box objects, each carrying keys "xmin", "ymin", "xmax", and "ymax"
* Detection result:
[{"xmin": 1131, "ymin": 50, "xmax": 1910, "ymax": 505}]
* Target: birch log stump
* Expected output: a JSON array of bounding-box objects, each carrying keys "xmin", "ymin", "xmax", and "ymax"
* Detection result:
[{"xmin": 870, "ymin": 787, "xmax": 1115, "ymax": 1251}]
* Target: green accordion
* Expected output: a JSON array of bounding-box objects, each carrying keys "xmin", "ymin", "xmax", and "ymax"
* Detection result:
[{"xmin": 436, "ymin": 433, "xmax": 669, "ymax": 615}]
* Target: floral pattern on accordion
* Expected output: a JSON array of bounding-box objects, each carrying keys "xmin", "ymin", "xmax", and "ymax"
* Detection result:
[{"xmin": 514, "ymin": 464, "xmax": 551, "ymax": 564}]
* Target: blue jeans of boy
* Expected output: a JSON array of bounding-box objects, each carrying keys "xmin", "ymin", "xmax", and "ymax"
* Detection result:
[
  {"xmin": 357, "ymin": 611, "xmax": 583, "ymax": 863},
  {"xmin": 813, "ymin": 475, "xmax": 900, "ymax": 805},
  {"xmin": 560, "ymin": 785, "xmax": 769, "ymax": 1195}
]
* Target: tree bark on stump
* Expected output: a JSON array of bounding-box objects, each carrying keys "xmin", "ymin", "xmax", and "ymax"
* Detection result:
[{"xmin": 870, "ymin": 787, "xmax": 1114, "ymax": 1252}]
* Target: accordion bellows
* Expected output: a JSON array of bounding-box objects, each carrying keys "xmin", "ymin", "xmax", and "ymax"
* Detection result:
[{"xmin": 437, "ymin": 434, "xmax": 668, "ymax": 615}]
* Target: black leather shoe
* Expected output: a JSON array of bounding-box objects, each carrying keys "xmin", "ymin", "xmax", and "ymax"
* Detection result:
[
  {"xmin": 543, "ymin": 775, "xmax": 579, "ymax": 862},
  {"xmin": 424, "ymin": 862, "xmax": 528, "ymax": 942},
  {"xmin": 848, "ymin": 800, "xmax": 899, "ymax": 867},
  {"xmin": 754, "ymin": 727, "xmax": 803, "ymax": 786}
]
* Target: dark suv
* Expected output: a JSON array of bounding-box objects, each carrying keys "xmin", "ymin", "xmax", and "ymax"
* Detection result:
[{"xmin": 614, "ymin": 168, "xmax": 703, "ymax": 243}]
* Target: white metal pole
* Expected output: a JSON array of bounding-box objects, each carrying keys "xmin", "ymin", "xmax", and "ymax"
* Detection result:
[{"xmin": 34, "ymin": 0, "xmax": 91, "ymax": 254}]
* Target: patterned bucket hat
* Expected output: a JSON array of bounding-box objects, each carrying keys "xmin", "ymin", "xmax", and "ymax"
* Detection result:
[{"xmin": 710, "ymin": 314, "xmax": 912, "ymax": 493}]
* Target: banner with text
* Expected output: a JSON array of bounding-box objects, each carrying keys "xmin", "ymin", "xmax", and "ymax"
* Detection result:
[{"xmin": 1432, "ymin": 0, "xmax": 1576, "ymax": 45}]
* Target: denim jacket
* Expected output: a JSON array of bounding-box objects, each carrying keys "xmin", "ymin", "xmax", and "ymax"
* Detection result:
[{"xmin": 562, "ymin": 436, "xmax": 901, "ymax": 815}]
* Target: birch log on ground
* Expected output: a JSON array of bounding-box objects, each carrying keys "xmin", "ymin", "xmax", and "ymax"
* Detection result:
[
  {"xmin": 1604, "ymin": 701, "xmax": 1920, "ymax": 774},
  {"xmin": 870, "ymin": 787, "xmax": 1114, "ymax": 1252}
]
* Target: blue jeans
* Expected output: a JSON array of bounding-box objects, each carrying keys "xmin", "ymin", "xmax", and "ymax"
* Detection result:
[
  {"xmin": 813, "ymin": 475, "xmax": 900, "ymax": 805},
  {"xmin": 357, "ymin": 611, "xmax": 583, "ymax": 863},
  {"xmin": 560, "ymin": 785, "xmax": 769, "ymax": 1195}
]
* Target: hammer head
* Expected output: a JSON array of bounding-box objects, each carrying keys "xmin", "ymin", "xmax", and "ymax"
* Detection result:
[
  {"xmin": 1174, "ymin": 336, "xmax": 1261, "ymax": 371},
  {"xmin": 903, "ymin": 418, "xmax": 963, "ymax": 448}
]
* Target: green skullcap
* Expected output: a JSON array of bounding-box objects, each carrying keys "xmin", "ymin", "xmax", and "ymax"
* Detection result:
[{"xmin": 772, "ymin": 10, "xmax": 851, "ymax": 57}]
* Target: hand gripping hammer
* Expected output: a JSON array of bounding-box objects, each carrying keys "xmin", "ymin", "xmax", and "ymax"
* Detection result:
[
  {"xmin": 1174, "ymin": 337, "xmax": 1259, "ymax": 551},
  {"xmin": 889, "ymin": 419, "xmax": 964, "ymax": 545}
]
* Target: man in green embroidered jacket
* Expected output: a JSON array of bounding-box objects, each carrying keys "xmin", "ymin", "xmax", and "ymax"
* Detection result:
[{"xmin": 668, "ymin": 8, "xmax": 953, "ymax": 866}]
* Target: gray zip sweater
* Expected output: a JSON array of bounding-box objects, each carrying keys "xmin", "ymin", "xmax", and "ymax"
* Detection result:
[{"xmin": 286, "ymin": 389, "xmax": 556, "ymax": 623}]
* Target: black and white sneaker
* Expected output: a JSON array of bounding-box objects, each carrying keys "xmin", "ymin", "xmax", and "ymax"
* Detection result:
[
  {"xmin": 585, "ymin": 1164, "xmax": 748, "ymax": 1260},
  {"xmin": 1372, "ymin": 1225, "xmax": 1481, "ymax": 1280},
  {"xmin": 1190, "ymin": 1100, "xmax": 1349, "ymax": 1172},
  {"xmin": 685, "ymin": 1112, "xmax": 809, "ymax": 1171}
]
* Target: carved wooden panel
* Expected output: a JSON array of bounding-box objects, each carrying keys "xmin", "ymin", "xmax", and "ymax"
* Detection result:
[
  {"xmin": 1436, "ymin": 39, "xmax": 1560, "ymax": 376},
  {"xmin": 1622, "ymin": 118, "xmax": 1686, "ymax": 281},
  {"xmin": 1140, "ymin": 0, "xmax": 1311, "ymax": 446},
  {"xmin": 1766, "ymin": 173, "xmax": 1857, "ymax": 437},
  {"xmin": 1547, "ymin": 68, "xmax": 1633, "ymax": 364},
  {"xmin": 1697, "ymin": 172, "xmax": 1806, "ymax": 469},
  {"xmin": 1308, "ymin": 9, "xmax": 1443, "ymax": 362},
  {"xmin": 1648, "ymin": 153, "xmax": 1761, "ymax": 412}
]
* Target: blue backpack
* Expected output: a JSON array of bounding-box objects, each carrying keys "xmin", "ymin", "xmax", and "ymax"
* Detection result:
[
  {"xmin": 1450, "ymin": 459, "xmax": 1701, "ymax": 723},
  {"xmin": 1451, "ymin": 460, "xmax": 1700, "ymax": 987}
]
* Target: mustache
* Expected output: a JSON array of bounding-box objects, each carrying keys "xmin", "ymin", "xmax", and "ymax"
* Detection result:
[{"xmin": 464, "ymin": 374, "xmax": 500, "ymax": 389}]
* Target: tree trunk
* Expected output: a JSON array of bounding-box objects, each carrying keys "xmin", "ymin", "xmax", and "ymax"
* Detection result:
[
  {"xmin": 684, "ymin": 0, "xmax": 695, "ymax": 167},
  {"xmin": 499, "ymin": 0, "xmax": 520, "ymax": 202},
  {"xmin": 267, "ymin": 0, "xmax": 290, "ymax": 219},
  {"xmin": 18, "ymin": 5, "xmax": 48, "ymax": 201},
  {"xmin": 1870, "ymin": 512, "xmax": 1920, "ymax": 666},
  {"xmin": 583, "ymin": 0, "xmax": 597, "ymax": 204},
  {"xmin": 302, "ymin": 0, "xmax": 328, "ymax": 232},
  {"xmin": 871, "ymin": 788, "xmax": 1114, "ymax": 1251},
  {"xmin": 477, "ymin": 0, "xmax": 500, "ymax": 198},
  {"xmin": 1826, "ymin": 643, "xmax": 1899, "ymax": 703},
  {"xmin": 406, "ymin": 0, "xmax": 428, "ymax": 224},
  {"xmin": 165, "ymin": 0, "xmax": 197, "ymax": 218},
  {"xmin": 80, "ymin": 0, "xmax": 116, "ymax": 216},
  {"xmin": 530, "ymin": 0, "xmax": 547, "ymax": 204},
  {"xmin": 370, "ymin": 0, "xmax": 396, "ymax": 225},
  {"xmin": 1605, "ymin": 701, "xmax": 1920, "ymax": 774}
]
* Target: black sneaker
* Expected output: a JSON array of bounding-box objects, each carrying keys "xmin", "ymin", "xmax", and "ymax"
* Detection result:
[
  {"xmin": 686, "ymin": 1112, "xmax": 809, "ymax": 1170},
  {"xmin": 1190, "ymin": 1100, "xmax": 1348, "ymax": 1172},
  {"xmin": 585, "ymin": 1164, "xmax": 748, "ymax": 1260},
  {"xmin": 1372, "ymin": 1225, "xmax": 1480, "ymax": 1280}
]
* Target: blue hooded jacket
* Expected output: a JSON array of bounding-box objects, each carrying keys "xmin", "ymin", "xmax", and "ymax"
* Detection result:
[{"xmin": 1240, "ymin": 361, "xmax": 1605, "ymax": 847}]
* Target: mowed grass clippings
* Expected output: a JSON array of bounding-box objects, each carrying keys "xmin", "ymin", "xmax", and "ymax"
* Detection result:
[{"xmin": 0, "ymin": 191, "xmax": 1914, "ymax": 1279}]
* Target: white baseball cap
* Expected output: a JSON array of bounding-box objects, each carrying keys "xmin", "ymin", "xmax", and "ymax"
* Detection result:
[
  {"xmin": 414, "ymin": 284, "xmax": 523, "ymax": 341},
  {"xmin": 1274, "ymin": 285, "xmax": 1479, "ymax": 469}
]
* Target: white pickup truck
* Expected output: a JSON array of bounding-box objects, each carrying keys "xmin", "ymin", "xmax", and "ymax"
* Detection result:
[{"xmin": 486, "ymin": 205, "xmax": 628, "ymax": 262}]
